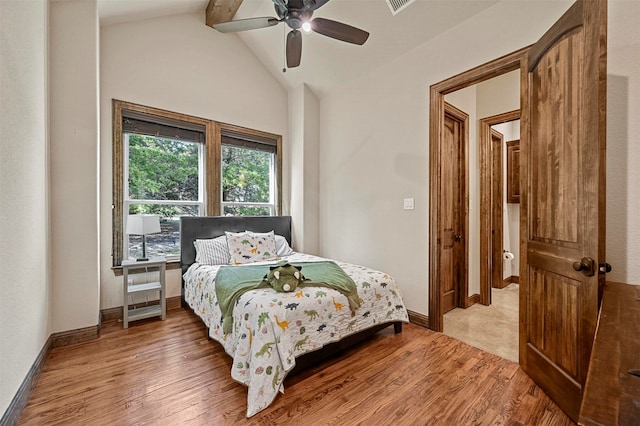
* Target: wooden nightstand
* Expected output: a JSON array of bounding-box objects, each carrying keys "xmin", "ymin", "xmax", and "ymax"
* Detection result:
[{"xmin": 122, "ymin": 257, "xmax": 166, "ymax": 328}]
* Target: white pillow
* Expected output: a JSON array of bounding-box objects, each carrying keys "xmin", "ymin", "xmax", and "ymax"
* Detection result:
[
  {"xmin": 194, "ymin": 236, "xmax": 230, "ymax": 265},
  {"xmin": 275, "ymin": 235, "xmax": 293, "ymax": 256},
  {"xmin": 226, "ymin": 231, "xmax": 279, "ymax": 264}
]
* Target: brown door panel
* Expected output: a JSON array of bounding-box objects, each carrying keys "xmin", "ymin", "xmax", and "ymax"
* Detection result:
[{"xmin": 520, "ymin": 0, "xmax": 606, "ymax": 422}]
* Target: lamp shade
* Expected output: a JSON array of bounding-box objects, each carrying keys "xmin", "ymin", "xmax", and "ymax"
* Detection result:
[{"xmin": 126, "ymin": 214, "xmax": 161, "ymax": 236}]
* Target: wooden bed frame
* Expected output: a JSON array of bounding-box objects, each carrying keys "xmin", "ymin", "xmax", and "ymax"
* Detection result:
[{"xmin": 180, "ymin": 215, "xmax": 402, "ymax": 373}]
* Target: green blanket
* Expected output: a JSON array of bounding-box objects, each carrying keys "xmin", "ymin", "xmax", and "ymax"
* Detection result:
[{"xmin": 215, "ymin": 261, "xmax": 361, "ymax": 334}]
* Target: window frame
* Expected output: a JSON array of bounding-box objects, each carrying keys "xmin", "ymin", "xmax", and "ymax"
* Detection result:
[
  {"xmin": 123, "ymin": 133, "xmax": 205, "ymax": 261},
  {"xmin": 219, "ymin": 123, "xmax": 281, "ymax": 217},
  {"xmin": 112, "ymin": 100, "xmax": 282, "ymax": 268}
]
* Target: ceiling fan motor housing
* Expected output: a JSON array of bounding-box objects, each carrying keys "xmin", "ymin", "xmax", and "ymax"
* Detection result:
[{"xmin": 284, "ymin": 9, "xmax": 313, "ymax": 30}]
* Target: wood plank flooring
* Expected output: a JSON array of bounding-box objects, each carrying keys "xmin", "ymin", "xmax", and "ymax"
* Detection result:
[{"xmin": 18, "ymin": 308, "xmax": 574, "ymax": 425}]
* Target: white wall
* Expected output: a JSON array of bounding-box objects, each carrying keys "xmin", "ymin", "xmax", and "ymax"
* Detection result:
[
  {"xmin": 99, "ymin": 12, "xmax": 289, "ymax": 309},
  {"xmin": 50, "ymin": 0, "xmax": 101, "ymax": 331},
  {"xmin": 302, "ymin": 86, "xmax": 320, "ymax": 254},
  {"xmin": 289, "ymin": 86, "xmax": 304, "ymax": 248},
  {"xmin": 0, "ymin": 0, "xmax": 51, "ymax": 416},
  {"xmin": 289, "ymin": 84, "xmax": 320, "ymax": 254},
  {"xmin": 606, "ymin": 0, "xmax": 640, "ymax": 284},
  {"xmin": 319, "ymin": 0, "xmax": 640, "ymax": 317}
]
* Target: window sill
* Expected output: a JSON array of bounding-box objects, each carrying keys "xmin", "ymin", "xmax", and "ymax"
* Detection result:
[{"xmin": 112, "ymin": 259, "xmax": 181, "ymax": 276}]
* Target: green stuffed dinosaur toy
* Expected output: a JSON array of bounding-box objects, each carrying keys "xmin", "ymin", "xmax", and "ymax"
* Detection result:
[{"xmin": 262, "ymin": 263, "xmax": 304, "ymax": 292}]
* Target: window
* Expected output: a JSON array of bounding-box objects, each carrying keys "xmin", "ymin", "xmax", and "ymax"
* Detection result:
[
  {"xmin": 221, "ymin": 129, "xmax": 278, "ymax": 216},
  {"xmin": 112, "ymin": 101, "xmax": 282, "ymax": 267},
  {"xmin": 124, "ymin": 133, "xmax": 204, "ymax": 260}
]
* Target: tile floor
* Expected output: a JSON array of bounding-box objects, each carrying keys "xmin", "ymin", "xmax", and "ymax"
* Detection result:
[{"xmin": 443, "ymin": 284, "xmax": 519, "ymax": 362}]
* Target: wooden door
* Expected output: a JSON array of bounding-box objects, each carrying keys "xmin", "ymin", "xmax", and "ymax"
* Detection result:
[
  {"xmin": 490, "ymin": 129, "xmax": 504, "ymax": 290},
  {"xmin": 440, "ymin": 102, "xmax": 468, "ymax": 314},
  {"xmin": 519, "ymin": 0, "xmax": 606, "ymax": 422}
]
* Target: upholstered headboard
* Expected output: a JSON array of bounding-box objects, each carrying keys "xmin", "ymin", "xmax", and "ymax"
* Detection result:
[{"xmin": 180, "ymin": 215, "xmax": 292, "ymax": 303}]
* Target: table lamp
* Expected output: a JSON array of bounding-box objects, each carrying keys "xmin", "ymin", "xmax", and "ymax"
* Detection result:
[{"xmin": 126, "ymin": 214, "xmax": 161, "ymax": 261}]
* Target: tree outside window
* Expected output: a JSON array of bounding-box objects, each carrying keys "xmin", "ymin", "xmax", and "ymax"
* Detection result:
[{"xmin": 221, "ymin": 144, "xmax": 275, "ymax": 216}]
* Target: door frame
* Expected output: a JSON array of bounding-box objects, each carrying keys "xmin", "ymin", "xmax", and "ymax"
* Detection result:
[
  {"xmin": 479, "ymin": 111, "xmax": 521, "ymax": 302},
  {"xmin": 429, "ymin": 48, "xmax": 527, "ymax": 332},
  {"xmin": 490, "ymin": 127, "xmax": 504, "ymax": 294}
]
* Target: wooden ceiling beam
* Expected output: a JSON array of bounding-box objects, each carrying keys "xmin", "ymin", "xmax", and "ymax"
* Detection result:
[{"xmin": 206, "ymin": 0, "xmax": 244, "ymax": 27}]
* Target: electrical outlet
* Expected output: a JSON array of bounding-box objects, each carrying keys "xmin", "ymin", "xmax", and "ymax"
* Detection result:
[{"xmin": 403, "ymin": 198, "xmax": 414, "ymax": 210}]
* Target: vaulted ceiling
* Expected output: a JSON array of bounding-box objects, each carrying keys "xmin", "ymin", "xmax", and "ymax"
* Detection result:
[{"xmin": 98, "ymin": 0, "xmax": 500, "ymax": 98}]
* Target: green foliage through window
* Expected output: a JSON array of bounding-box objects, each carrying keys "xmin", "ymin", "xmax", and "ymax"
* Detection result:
[
  {"xmin": 222, "ymin": 145, "xmax": 271, "ymax": 204},
  {"xmin": 127, "ymin": 134, "xmax": 200, "ymax": 217},
  {"xmin": 221, "ymin": 144, "xmax": 274, "ymax": 216}
]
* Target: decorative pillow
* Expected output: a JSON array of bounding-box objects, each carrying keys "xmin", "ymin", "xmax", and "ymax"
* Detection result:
[
  {"xmin": 275, "ymin": 235, "xmax": 294, "ymax": 256},
  {"xmin": 247, "ymin": 231, "xmax": 293, "ymax": 257},
  {"xmin": 194, "ymin": 236, "xmax": 230, "ymax": 265},
  {"xmin": 226, "ymin": 231, "xmax": 279, "ymax": 264}
]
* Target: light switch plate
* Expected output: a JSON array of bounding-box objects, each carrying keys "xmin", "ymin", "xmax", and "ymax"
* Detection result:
[{"xmin": 403, "ymin": 198, "xmax": 414, "ymax": 210}]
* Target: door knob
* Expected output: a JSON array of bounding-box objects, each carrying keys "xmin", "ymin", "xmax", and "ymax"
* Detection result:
[
  {"xmin": 454, "ymin": 234, "xmax": 462, "ymax": 242},
  {"xmin": 573, "ymin": 257, "xmax": 595, "ymax": 276}
]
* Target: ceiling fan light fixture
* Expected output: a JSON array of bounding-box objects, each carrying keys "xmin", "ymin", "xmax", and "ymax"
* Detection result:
[{"xmin": 302, "ymin": 22, "xmax": 312, "ymax": 33}]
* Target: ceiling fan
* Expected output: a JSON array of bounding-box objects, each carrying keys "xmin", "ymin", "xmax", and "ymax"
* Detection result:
[{"xmin": 212, "ymin": 0, "xmax": 369, "ymax": 68}]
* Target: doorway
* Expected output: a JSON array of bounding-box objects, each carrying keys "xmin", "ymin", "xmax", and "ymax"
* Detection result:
[
  {"xmin": 479, "ymin": 111, "xmax": 521, "ymax": 302},
  {"xmin": 429, "ymin": 50, "xmax": 526, "ymax": 332},
  {"xmin": 430, "ymin": 1, "xmax": 607, "ymax": 421},
  {"xmin": 440, "ymin": 79, "xmax": 521, "ymax": 362}
]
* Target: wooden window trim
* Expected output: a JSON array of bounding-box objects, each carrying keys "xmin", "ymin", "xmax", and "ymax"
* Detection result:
[{"xmin": 112, "ymin": 100, "xmax": 214, "ymax": 268}]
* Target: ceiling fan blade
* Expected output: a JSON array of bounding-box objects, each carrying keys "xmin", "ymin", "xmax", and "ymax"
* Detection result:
[
  {"xmin": 311, "ymin": 17, "xmax": 369, "ymax": 45},
  {"xmin": 213, "ymin": 17, "xmax": 279, "ymax": 33},
  {"xmin": 310, "ymin": 0, "xmax": 331, "ymax": 10},
  {"xmin": 286, "ymin": 30, "xmax": 302, "ymax": 68}
]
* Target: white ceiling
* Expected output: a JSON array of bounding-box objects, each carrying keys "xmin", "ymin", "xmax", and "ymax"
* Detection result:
[
  {"xmin": 98, "ymin": 0, "xmax": 209, "ymax": 26},
  {"xmin": 98, "ymin": 0, "xmax": 500, "ymax": 98}
]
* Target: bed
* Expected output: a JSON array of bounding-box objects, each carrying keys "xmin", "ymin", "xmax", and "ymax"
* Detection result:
[{"xmin": 180, "ymin": 216, "xmax": 409, "ymax": 417}]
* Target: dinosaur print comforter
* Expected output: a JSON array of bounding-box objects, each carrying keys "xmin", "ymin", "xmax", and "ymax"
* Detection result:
[{"xmin": 183, "ymin": 252, "xmax": 409, "ymax": 417}]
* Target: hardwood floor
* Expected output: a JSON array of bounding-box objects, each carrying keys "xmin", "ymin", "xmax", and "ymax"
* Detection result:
[{"xmin": 18, "ymin": 308, "xmax": 574, "ymax": 425}]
